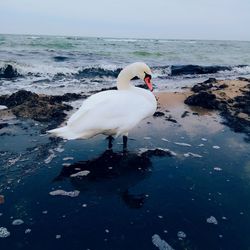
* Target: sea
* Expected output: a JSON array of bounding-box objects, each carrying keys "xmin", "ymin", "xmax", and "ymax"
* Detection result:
[{"xmin": 0, "ymin": 34, "xmax": 250, "ymax": 95}]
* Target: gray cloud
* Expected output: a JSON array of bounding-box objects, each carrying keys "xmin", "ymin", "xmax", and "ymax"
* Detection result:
[{"xmin": 0, "ymin": 0, "xmax": 249, "ymax": 40}]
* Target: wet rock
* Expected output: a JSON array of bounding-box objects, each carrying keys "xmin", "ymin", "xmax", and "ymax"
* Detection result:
[
  {"xmin": 218, "ymin": 83, "xmax": 228, "ymax": 89},
  {"xmin": 153, "ymin": 111, "xmax": 165, "ymax": 117},
  {"xmin": 0, "ymin": 123, "xmax": 8, "ymax": 129},
  {"xmin": 184, "ymin": 91, "xmax": 219, "ymax": 109},
  {"xmin": 0, "ymin": 64, "xmax": 20, "ymax": 79},
  {"xmin": 181, "ymin": 111, "xmax": 189, "ymax": 118},
  {"xmin": 238, "ymin": 77, "xmax": 250, "ymax": 82},
  {"xmin": 165, "ymin": 115, "xmax": 177, "ymax": 123},
  {"xmin": 185, "ymin": 80, "xmax": 250, "ymax": 139},
  {"xmin": 204, "ymin": 78, "xmax": 217, "ymax": 84},
  {"xmin": 0, "ymin": 90, "xmax": 86, "ymax": 124},
  {"xmin": 171, "ymin": 65, "xmax": 230, "ymax": 76}
]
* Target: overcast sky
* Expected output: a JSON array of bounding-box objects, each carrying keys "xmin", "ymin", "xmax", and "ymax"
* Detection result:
[{"xmin": 0, "ymin": 0, "xmax": 249, "ymax": 40}]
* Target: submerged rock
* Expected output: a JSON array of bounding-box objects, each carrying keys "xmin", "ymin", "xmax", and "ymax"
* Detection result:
[{"xmin": 0, "ymin": 64, "xmax": 20, "ymax": 79}]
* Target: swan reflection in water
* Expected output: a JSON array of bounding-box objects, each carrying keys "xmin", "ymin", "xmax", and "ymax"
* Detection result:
[{"xmin": 54, "ymin": 150, "xmax": 154, "ymax": 208}]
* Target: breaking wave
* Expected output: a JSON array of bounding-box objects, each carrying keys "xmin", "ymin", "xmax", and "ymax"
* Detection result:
[{"xmin": 1, "ymin": 63, "xmax": 250, "ymax": 80}]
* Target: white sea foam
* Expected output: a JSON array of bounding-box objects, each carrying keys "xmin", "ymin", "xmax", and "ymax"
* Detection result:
[
  {"xmin": 12, "ymin": 219, "xmax": 24, "ymax": 226},
  {"xmin": 177, "ymin": 231, "xmax": 186, "ymax": 239},
  {"xmin": 0, "ymin": 227, "xmax": 10, "ymax": 238},
  {"xmin": 206, "ymin": 216, "xmax": 218, "ymax": 225},
  {"xmin": 184, "ymin": 152, "xmax": 203, "ymax": 158},
  {"xmin": 152, "ymin": 234, "xmax": 175, "ymax": 250},
  {"xmin": 49, "ymin": 189, "xmax": 80, "ymax": 197},
  {"xmin": 174, "ymin": 142, "xmax": 192, "ymax": 147},
  {"xmin": 70, "ymin": 170, "xmax": 90, "ymax": 178}
]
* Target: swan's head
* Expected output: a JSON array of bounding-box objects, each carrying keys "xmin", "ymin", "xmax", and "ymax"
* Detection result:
[{"xmin": 131, "ymin": 62, "xmax": 153, "ymax": 91}]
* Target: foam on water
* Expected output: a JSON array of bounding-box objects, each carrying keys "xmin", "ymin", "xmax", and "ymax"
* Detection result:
[
  {"xmin": 0, "ymin": 227, "xmax": 10, "ymax": 238},
  {"xmin": 152, "ymin": 234, "xmax": 175, "ymax": 250}
]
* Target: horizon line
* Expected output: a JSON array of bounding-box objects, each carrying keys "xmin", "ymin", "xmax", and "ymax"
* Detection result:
[{"xmin": 1, "ymin": 32, "xmax": 250, "ymax": 43}]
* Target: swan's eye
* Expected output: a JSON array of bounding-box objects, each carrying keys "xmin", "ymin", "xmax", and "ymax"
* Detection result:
[{"xmin": 144, "ymin": 72, "xmax": 151, "ymax": 80}]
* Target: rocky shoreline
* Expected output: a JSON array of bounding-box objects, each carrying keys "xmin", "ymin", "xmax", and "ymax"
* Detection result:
[
  {"xmin": 0, "ymin": 78, "xmax": 250, "ymax": 140},
  {"xmin": 184, "ymin": 77, "xmax": 250, "ymax": 140}
]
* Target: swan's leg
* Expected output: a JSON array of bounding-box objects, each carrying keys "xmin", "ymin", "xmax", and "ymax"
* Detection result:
[
  {"xmin": 107, "ymin": 136, "xmax": 114, "ymax": 149},
  {"xmin": 123, "ymin": 135, "xmax": 128, "ymax": 150}
]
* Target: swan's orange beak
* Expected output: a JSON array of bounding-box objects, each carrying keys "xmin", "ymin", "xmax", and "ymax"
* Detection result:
[{"xmin": 144, "ymin": 76, "xmax": 153, "ymax": 91}]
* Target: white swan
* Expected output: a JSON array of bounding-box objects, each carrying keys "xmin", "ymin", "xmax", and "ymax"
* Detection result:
[{"xmin": 48, "ymin": 62, "xmax": 157, "ymax": 148}]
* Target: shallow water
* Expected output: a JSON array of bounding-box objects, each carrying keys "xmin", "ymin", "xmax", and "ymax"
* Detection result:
[{"xmin": 0, "ymin": 104, "xmax": 250, "ymax": 249}]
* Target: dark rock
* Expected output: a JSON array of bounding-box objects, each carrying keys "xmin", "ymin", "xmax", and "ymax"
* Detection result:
[
  {"xmin": 184, "ymin": 91, "xmax": 219, "ymax": 109},
  {"xmin": 0, "ymin": 90, "xmax": 85, "ymax": 124},
  {"xmin": 1, "ymin": 90, "xmax": 39, "ymax": 108},
  {"xmin": 0, "ymin": 64, "xmax": 20, "ymax": 79},
  {"xmin": 53, "ymin": 56, "xmax": 69, "ymax": 62},
  {"xmin": 153, "ymin": 111, "xmax": 165, "ymax": 117},
  {"xmin": 165, "ymin": 115, "xmax": 177, "ymax": 123},
  {"xmin": 238, "ymin": 77, "xmax": 250, "ymax": 82},
  {"xmin": 181, "ymin": 111, "xmax": 190, "ymax": 118},
  {"xmin": 218, "ymin": 83, "xmax": 228, "ymax": 89},
  {"xmin": 204, "ymin": 78, "xmax": 217, "ymax": 84},
  {"xmin": 0, "ymin": 123, "xmax": 8, "ymax": 129},
  {"xmin": 171, "ymin": 65, "xmax": 230, "ymax": 76},
  {"xmin": 191, "ymin": 81, "xmax": 213, "ymax": 93},
  {"xmin": 192, "ymin": 112, "xmax": 199, "ymax": 116}
]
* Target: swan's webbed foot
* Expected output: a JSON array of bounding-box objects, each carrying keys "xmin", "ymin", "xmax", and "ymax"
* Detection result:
[
  {"xmin": 123, "ymin": 135, "xmax": 128, "ymax": 151},
  {"xmin": 107, "ymin": 135, "xmax": 114, "ymax": 149}
]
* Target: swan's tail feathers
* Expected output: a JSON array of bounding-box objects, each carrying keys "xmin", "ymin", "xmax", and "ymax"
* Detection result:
[{"xmin": 47, "ymin": 126, "xmax": 79, "ymax": 140}]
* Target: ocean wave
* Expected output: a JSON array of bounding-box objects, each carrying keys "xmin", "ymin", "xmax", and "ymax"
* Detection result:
[
  {"xmin": 152, "ymin": 65, "xmax": 250, "ymax": 77},
  {"xmin": 1, "ymin": 62, "xmax": 250, "ymax": 81},
  {"xmin": 75, "ymin": 66, "xmax": 122, "ymax": 78}
]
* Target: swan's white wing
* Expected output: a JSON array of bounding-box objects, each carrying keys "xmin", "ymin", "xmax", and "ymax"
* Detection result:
[
  {"xmin": 67, "ymin": 90, "xmax": 118, "ymax": 126},
  {"xmin": 66, "ymin": 90, "xmax": 155, "ymax": 138}
]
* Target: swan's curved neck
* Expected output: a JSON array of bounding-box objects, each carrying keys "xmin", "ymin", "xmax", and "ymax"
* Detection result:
[{"xmin": 117, "ymin": 66, "xmax": 134, "ymax": 90}]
